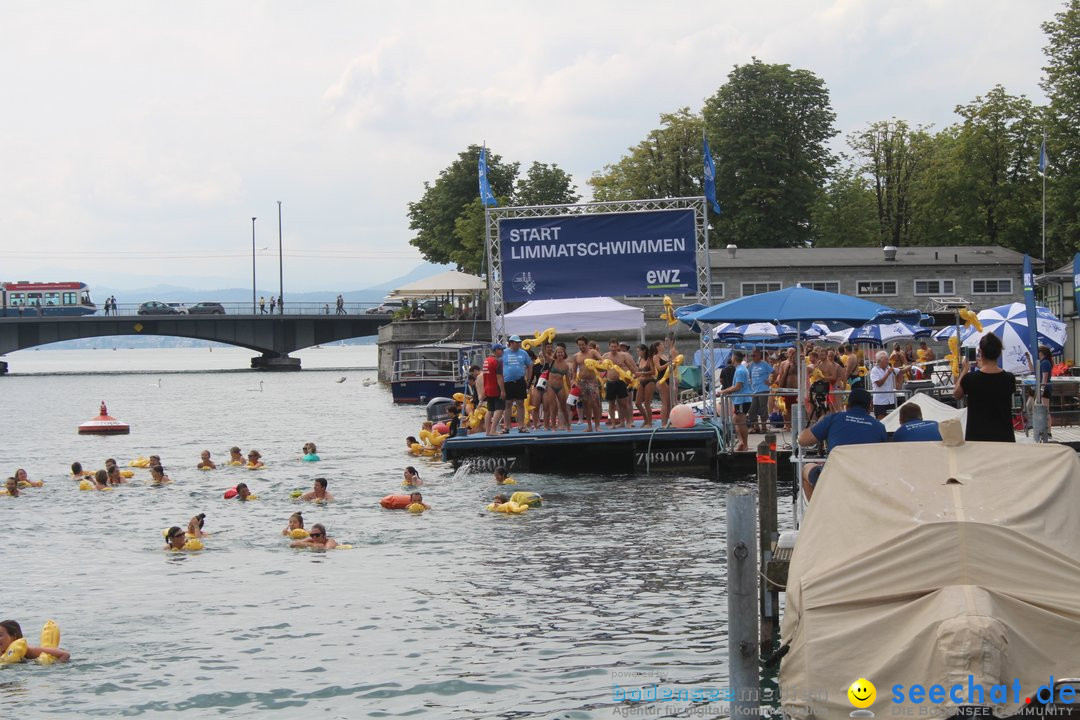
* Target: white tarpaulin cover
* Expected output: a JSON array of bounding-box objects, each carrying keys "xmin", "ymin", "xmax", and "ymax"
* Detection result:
[
  {"xmin": 388, "ymin": 270, "xmax": 486, "ymax": 299},
  {"xmin": 504, "ymin": 296, "xmax": 644, "ymax": 335},
  {"xmin": 881, "ymin": 393, "xmax": 967, "ymax": 433},
  {"xmin": 780, "ymin": 442, "xmax": 1080, "ymax": 718}
]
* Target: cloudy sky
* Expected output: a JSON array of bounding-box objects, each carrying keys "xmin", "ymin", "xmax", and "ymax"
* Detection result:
[{"xmin": 0, "ymin": 0, "xmax": 1063, "ymax": 292}]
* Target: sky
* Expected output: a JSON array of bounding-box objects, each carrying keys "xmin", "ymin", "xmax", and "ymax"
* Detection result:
[{"xmin": 0, "ymin": 0, "xmax": 1064, "ymax": 293}]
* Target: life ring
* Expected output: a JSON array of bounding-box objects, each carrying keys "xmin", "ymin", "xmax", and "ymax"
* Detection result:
[
  {"xmin": 380, "ymin": 494, "xmax": 413, "ymax": 509},
  {"xmin": 0, "ymin": 637, "xmax": 28, "ymax": 664},
  {"xmin": 288, "ymin": 528, "xmax": 310, "ymax": 539},
  {"xmin": 509, "ymin": 491, "xmax": 542, "ymax": 507},
  {"xmin": 36, "ymin": 620, "xmax": 60, "ymax": 666},
  {"xmin": 406, "ymin": 503, "xmax": 427, "ymax": 513},
  {"xmin": 301, "ymin": 454, "xmax": 320, "ymax": 462},
  {"xmin": 486, "ymin": 501, "xmax": 528, "ymax": 514},
  {"xmin": 129, "ymin": 457, "xmax": 151, "ymax": 468}
]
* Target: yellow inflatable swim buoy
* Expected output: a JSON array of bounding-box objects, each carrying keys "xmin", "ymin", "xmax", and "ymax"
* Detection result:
[
  {"xmin": 406, "ymin": 503, "xmax": 427, "ymax": 513},
  {"xmin": 288, "ymin": 528, "xmax": 310, "ymax": 539},
  {"xmin": 0, "ymin": 637, "xmax": 28, "ymax": 664},
  {"xmin": 78, "ymin": 480, "xmax": 93, "ymax": 491},
  {"xmin": 227, "ymin": 461, "xmax": 244, "ymax": 466},
  {"xmin": 509, "ymin": 491, "xmax": 542, "ymax": 507},
  {"xmin": 180, "ymin": 538, "xmax": 204, "ymax": 551},
  {"xmin": 120, "ymin": 469, "xmax": 134, "ymax": 478},
  {"xmin": 129, "ymin": 457, "xmax": 151, "ymax": 468},
  {"xmin": 36, "ymin": 620, "xmax": 60, "ymax": 666},
  {"xmin": 486, "ymin": 501, "xmax": 528, "ymax": 514},
  {"xmin": 659, "ymin": 295, "xmax": 677, "ymax": 326}
]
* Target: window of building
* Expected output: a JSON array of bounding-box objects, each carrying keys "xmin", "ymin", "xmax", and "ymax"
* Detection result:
[
  {"xmin": 913, "ymin": 279, "xmax": 955, "ymax": 296},
  {"xmin": 741, "ymin": 282, "xmax": 782, "ymax": 297},
  {"xmin": 972, "ymin": 278, "xmax": 1013, "ymax": 295},
  {"xmin": 798, "ymin": 281, "xmax": 840, "ymax": 293},
  {"xmin": 856, "ymin": 280, "xmax": 898, "ymax": 296}
]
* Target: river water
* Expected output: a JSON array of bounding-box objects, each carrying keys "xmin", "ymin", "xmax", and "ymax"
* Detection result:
[{"xmin": 1, "ymin": 346, "xmax": 788, "ymax": 718}]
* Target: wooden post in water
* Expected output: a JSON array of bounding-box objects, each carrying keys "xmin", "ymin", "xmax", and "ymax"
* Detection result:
[
  {"xmin": 757, "ymin": 433, "xmax": 779, "ymax": 647},
  {"xmin": 727, "ymin": 487, "xmax": 759, "ymax": 717}
]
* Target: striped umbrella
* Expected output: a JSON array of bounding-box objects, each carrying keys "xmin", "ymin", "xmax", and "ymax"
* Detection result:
[
  {"xmin": 960, "ymin": 302, "xmax": 1067, "ymax": 373},
  {"xmin": 825, "ymin": 320, "xmax": 930, "ymax": 347}
]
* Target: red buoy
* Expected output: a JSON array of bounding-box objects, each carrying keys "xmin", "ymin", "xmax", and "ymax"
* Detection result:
[{"xmin": 78, "ymin": 401, "xmax": 131, "ymax": 435}]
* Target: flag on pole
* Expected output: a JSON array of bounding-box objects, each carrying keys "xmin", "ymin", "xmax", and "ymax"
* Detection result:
[
  {"xmin": 1023, "ymin": 255, "xmax": 1041, "ymax": 371},
  {"xmin": 1039, "ymin": 138, "xmax": 1050, "ymax": 175},
  {"xmin": 478, "ymin": 145, "xmax": 498, "ymax": 207},
  {"xmin": 703, "ymin": 136, "xmax": 721, "ymax": 215}
]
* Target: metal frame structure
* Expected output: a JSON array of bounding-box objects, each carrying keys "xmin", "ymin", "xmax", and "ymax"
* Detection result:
[{"xmin": 484, "ymin": 196, "xmax": 715, "ymax": 413}]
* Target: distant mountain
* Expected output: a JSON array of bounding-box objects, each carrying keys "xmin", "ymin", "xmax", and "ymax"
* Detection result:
[{"xmin": 94, "ymin": 262, "xmax": 455, "ymax": 304}]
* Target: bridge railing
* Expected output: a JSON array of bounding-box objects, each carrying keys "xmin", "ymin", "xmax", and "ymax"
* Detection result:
[{"xmin": 88, "ymin": 302, "xmax": 389, "ymax": 317}]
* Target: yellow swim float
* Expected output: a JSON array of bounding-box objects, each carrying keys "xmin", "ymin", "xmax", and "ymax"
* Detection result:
[
  {"xmin": 36, "ymin": 620, "xmax": 60, "ymax": 666},
  {"xmin": 0, "ymin": 638, "xmax": 28, "ymax": 664},
  {"xmin": 509, "ymin": 491, "xmax": 542, "ymax": 507},
  {"xmin": 288, "ymin": 528, "xmax": 310, "ymax": 539},
  {"xmin": 486, "ymin": 501, "xmax": 528, "ymax": 514},
  {"xmin": 129, "ymin": 457, "xmax": 151, "ymax": 468}
]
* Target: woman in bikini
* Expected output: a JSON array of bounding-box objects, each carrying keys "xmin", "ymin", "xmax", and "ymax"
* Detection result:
[
  {"xmin": 635, "ymin": 344, "xmax": 657, "ymax": 427},
  {"xmin": 528, "ymin": 343, "xmax": 553, "ymax": 431},
  {"xmin": 545, "ymin": 343, "xmax": 572, "ymax": 431}
]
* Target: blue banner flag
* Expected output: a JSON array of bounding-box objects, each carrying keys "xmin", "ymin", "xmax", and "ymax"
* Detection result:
[
  {"xmin": 1023, "ymin": 255, "xmax": 1040, "ymax": 373},
  {"xmin": 478, "ymin": 146, "xmax": 498, "ymax": 207},
  {"xmin": 499, "ymin": 209, "xmax": 698, "ymax": 301},
  {"xmin": 703, "ymin": 137, "xmax": 721, "ymax": 215},
  {"xmin": 1039, "ymin": 138, "xmax": 1049, "ymax": 174},
  {"xmin": 1074, "ymin": 253, "xmax": 1080, "ymax": 319}
]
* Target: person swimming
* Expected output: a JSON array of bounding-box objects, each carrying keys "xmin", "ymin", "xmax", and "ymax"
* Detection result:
[
  {"xmin": 407, "ymin": 492, "xmax": 430, "ymax": 510},
  {"xmin": 493, "ymin": 466, "xmax": 516, "ymax": 485},
  {"xmin": 301, "ymin": 443, "xmax": 320, "ymax": 462},
  {"xmin": 246, "ymin": 450, "xmax": 264, "ymax": 469},
  {"xmin": 290, "ymin": 522, "xmax": 337, "ymax": 549},
  {"xmin": 2, "ymin": 477, "xmax": 18, "ymax": 497},
  {"xmin": 107, "ymin": 465, "xmax": 127, "ymax": 485},
  {"xmin": 402, "ymin": 466, "xmax": 422, "ymax": 487},
  {"xmin": 92, "ymin": 469, "xmax": 110, "ymax": 490},
  {"xmin": 149, "ymin": 465, "xmax": 172, "ymax": 485},
  {"xmin": 282, "ymin": 511, "xmax": 305, "ymax": 536},
  {"xmin": 13, "ymin": 469, "xmax": 43, "ymax": 488},
  {"xmin": 234, "ymin": 483, "xmax": 253, "ymax": 501},
  {"xmin": 186, "ymin": 513, "xmax": 208, "ymax": 538},
  {"xmin": 164, "ymin": 526, "xmax": 187, "ymax": 550},
  {"xmin": 227, "ymin": 447, "xmax": 245, "ymax": 466},
  {"xmin": 71, "ymin": 461, "xmax": 85, "ymax": 478},
  {"xmin": 300, "ymin": 478, "xmax": 334, "ymax": 502},
  {"xmin": 197, "ymin": 451, "xmax": 216, "ymax": 470},
  {"xmin": 405, "ymin": 436, "xmax": 418, "ymax": 449},
  {"xmin": 0, "ymin": 620, "xmax": 70, "ymax": 663}
]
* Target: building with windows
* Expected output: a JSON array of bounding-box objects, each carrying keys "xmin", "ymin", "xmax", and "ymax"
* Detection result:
[
  {"xmin": 1038, "ymin": 260, "xmax": 1079, "ymax": 362},
  {"xmin": 628, "ymin": 245, "xmax": 1030, "ymax": 339}
]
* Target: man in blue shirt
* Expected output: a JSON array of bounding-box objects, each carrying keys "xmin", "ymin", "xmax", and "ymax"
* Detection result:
[
  {"xmin": 892, "ymin": 403, "xmax": 942, "ymax": 442},
  {"xmin": 746, "ymin": 349, "xmax": 773, "ymax": 433},
  {"xmin": 501, "ymin": 335, "xmax": 533, "ymax": 433},
  {"xmin": 717, "ymin": 350, "xmax": 751, "ymax": 451},
  {"xmin": 797, "ymin": 387, "xmax": 886, "ymax": 500}
]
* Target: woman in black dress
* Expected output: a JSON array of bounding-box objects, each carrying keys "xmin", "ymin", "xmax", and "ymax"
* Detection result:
[{"xmin": 953, "ymin": 333, "xmax": 1017, "ymax": 442}]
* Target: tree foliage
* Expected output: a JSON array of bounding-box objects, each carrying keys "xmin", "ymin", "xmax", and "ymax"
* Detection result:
[
  {"xmin": 407, "ymin": 145, "xmax": 578, "ymax": 274},
  {"xmin": 703, "ymin": 58, "xmax": 837, "ymax": 248},
  {"xmin": 1041, "ymin": 0, "xmax": 1080, "ymax": 265},
  {"xmin": 810, "ymin": 163, "xmax": 879, "ymax": 247}
]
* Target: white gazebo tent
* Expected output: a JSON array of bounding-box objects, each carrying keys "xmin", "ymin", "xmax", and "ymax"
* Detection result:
[
  {"xmin": 387, "ymin": 270, "xmax": 486, "ymax": 299},
  {"xmin": 504, "ymin": 296, "xmax": 645, "ymax": 336}
]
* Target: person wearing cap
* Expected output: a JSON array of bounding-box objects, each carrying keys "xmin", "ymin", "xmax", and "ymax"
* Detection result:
[
  {"xmin": 501, "ymin": 335, "xmax": 533, "ymax": 433},
  {"xmin": 797, "ymin": 387, "xmax": 886, "ymax": 501},
  {"xmin": 480, "ymin": 343, "xmax": 506, "ymax": 434}
]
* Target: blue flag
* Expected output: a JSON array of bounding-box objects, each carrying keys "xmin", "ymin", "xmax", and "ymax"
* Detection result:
[
  {"xmin": 1039, "ymin": 138, "xmax": 1049, "ymax": 175},
  {"xmin": 478, "ymin": 146, "xmax": 498, "ymax": 207},
  {"xmin": 1023, "ymin": 255, "xmax": 1040, "ymax": 373},
  {"xmin": 1073, "ymin": 253, "xmax": 1080, "ymax": 320},
  {"xmin": 703, "ymin": 137, "xmax": 721, "ymax": 215}
]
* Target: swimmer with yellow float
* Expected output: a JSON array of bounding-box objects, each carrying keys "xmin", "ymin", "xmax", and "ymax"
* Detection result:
[
  {"xmin": 402, "ymin": 466, "xmax": 422, "ymax": 487},
  {"xmin": 1, "ymin": 477, "xmax": 20, "ymax": 497},
  {"xmin": 164, "ymin": 526, "xmax": 203, "ymax": 551},
  {"xmin": 289, "ymin": 523, "xmax": 348, "ymax": 549},
  {"xmin": 0, "ymin": 620, "xmax": 69, "ymax": 665},
  {"xmin": 283, "ymin": 511, "xmax": 309, "ymax": 538},
  {"xmin": 226, "ymin": 447, "xmax": 245, "ymax": 466},
  {"xmin": 197, "ymin": 450, "xmax": 216, "ymax": 470},
  {"xmin": 12, "ymin": 469, "xmax": 43, "ymax": 488}
]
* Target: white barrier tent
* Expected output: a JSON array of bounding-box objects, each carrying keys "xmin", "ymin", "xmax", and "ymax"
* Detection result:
[{"xmin": 503, "ymin": 296, "xmax": 645, "ymax": 336}]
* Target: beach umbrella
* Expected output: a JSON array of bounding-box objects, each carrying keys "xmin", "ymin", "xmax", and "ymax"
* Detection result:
[
  {"xmin": 713, "ymin": 321, "xmax": 803, "ymax": 343},
  {"xmin": 825, "ymin": 320, "xmax": 930, "ymax": 347},
  {"xmin": 959, "ymin": 302, "xmax": 1067, "ymax": 373}
]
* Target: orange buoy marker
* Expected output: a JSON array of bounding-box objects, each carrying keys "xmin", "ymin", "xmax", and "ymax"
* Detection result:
[{"xmin": 78, "ymin": 401, "xmax": 131, "ymax": 435}]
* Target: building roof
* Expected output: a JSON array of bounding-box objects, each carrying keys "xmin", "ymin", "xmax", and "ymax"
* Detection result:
[{"xmin": 708, "ymin": 245, "xmax": 1030, "ymax": 269}]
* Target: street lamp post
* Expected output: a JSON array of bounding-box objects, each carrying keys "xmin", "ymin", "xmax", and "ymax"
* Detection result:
[
  {"xmin": 251, "ymin": 217, "xmax": 257, "ymax": 314},
  {"xmin": 277, "ymin": 201, "xmax": 283, "ymax": 315}
]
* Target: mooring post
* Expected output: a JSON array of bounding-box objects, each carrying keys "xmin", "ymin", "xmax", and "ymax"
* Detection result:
[
  {"xmin": 727, "ymin": 487, "xmax": 759, "ymax": 718},
  {"xmin": 757, "ymin": 433, "xmax": 779, "ymax": 647}
]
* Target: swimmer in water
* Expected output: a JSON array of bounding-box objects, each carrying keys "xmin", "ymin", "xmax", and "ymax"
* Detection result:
[
  {"xmin": 300, "ymin": 478, "xmax": 334, "ymax": 502},
  {"xmin": 405, "ymin": 436, "xmax": 418, "ymax": 449},
  {"xmin": 227, "ymin": 447, "xmax": 245, "ymax": 465},
  {"xmin": 0, "ymin": 620, "xmax": 70, "ymax": 663},
  {"xmin": 402, "ymin": 466, "xmax": 422, "ymax": 487},
  {"xmin": 107, "ymin": 465, "xmax": 127, "ymax": 485},
  {"xmin": 197, "ymin": 451, "xmax": 216, "ymax": 470},
  {"xmin": 246, "ymin": 450, "xmax": 264, "ymax": 469},
  {"xmin": 92, "ymin": 469, "xmax": 110, "ymax": 490},
  {"xmin": 164, "ymin": 526, "xmax": 187, "ymax": 550},
  {"xmin": 493, "ymin": 466, "xmax": 515, "ymax": 485},
  {"xmin": 187, "ymin": 513, "xmax": 208, "ymax": 538},
  {"xmin": 282, "ymin": 511, "xmax": 305, "ymax": 536},
  {"xmin": 104, "ymin": 458, "xmax": 117, "ymax": 471},
  {"xmin": 234, "ymin": 483, "xmax": 253, "ymax": 501},
  {"xmin": 301, "ymin": 443, "xmax": 320, "ymax": 461},
  {"xmin": 492, "ymin": 494, "xmax": 509, "ymax": 505},
  {"xmin": 71, "ymin": 461, "xmax": 85, "ymax": 478},
  {"xmin": 290, "ymin": 522, "xmax": 337, "ymax": 549},
  {"xmin": 408, "ymin": 492, "xmax": 430, "ymax": 510},
  {"xmin": 149, "ymin": 465, "xmax": 172, "ymax": 485},
  {"xmin": 2, "ymin": 477, "xmax": 19, "ymax": 497},
  {"xmin": 14, "ymin": 469, "xmax": 43, "ymax": 488}
]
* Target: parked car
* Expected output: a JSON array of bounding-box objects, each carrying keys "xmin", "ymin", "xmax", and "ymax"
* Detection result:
[
  {"xmin": 366, "ymin": 300, "xmax": 406, "ymax": 315},
  {"xmin": 188, "ymin": 302, "xmax": 226, "ymax": 315},
  {"xmin": 137, "ymin": 301, "xmax": 183, "ymax": 315}
]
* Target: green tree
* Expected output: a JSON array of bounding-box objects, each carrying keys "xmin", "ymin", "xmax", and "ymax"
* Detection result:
[
  {"xmin": 703, "ymin": 59, "xmax": 837, "ymax": 248},
  {"xmin": 1040, "ymin": 0, "xmax": 1080, "ymax": 266},
  {"xmin": 848, "ymin": 119, "xmax": 933, "ymax": 246},
  {"xmin": 406, "ymin": 145, "xmax": 517, "ymax": 271},
  {"xmin": 810, "ymin": 162, "xmax": 879, "ymax": 247},
  {"xmin": 588, "ymin": 108, "xmax": 705, "ymax": 202},
  {"xmin": 515, "ymin": 162, "xmax": 580, "ymax": 206}
]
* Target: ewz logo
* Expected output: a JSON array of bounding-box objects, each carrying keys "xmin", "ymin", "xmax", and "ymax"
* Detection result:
[{"xmin": 646, "ymin": 269, "xmax": 687, "ymax": 289}]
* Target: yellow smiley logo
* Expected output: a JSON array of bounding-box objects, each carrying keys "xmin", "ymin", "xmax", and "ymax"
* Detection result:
[{"xmin": 848, "ymin": 678, "xmax": 876, "ymax": 708}]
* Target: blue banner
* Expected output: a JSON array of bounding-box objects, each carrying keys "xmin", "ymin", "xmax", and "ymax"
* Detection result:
[
  {"xmin": 478, "ymin": 146, "xmax": 498, "ymax": 207},
  {"xmin": 1023, "ymin": 255, "xmax": 1040, "ymax": 373},
  {"xmin": 1074, "ymin": 253, "xmax": 1080, "ymax": 318},
  {"xmin": 500, "ymin": 209, "xmax": 698, "ymax": 301},
  {"xmin": 703, "ymin": 137, "xmax": 721, "ymax": 215}
]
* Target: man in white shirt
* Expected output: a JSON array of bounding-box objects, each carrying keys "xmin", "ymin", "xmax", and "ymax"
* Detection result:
[{"xmin": 869, "ymin": 350, "xmax": 901, "ymax": 419}]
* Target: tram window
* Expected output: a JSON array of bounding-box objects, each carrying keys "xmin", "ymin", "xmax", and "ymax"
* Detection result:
[
  {"xmin": 81, "ymin": 291, "xmax": 91, "ymax": 304},
  {"xmin": 63, "ymin": 292, "xmax": 77, "ymax": 305},
  {"xmin": 27, "ymin": 293, "xmax": 42, "ymax": 306},
  {"xmin": 9, "ymin": 293, "xmax": 23, "ymax": 306},
  {"xmin": 45, "ymin": 292, "xmax": 60, "ymax": 306}
]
